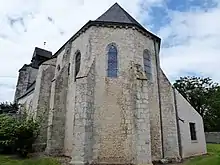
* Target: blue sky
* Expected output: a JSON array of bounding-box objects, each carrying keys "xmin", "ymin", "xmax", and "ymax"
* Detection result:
[{"xmin": 0, "ymin": 0, "xmax": 220, "ymax": 102}]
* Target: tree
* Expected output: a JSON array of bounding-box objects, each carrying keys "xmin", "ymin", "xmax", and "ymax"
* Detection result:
[
  {"xmin": 173, "ymin": 76, "xmax": 220, "ymax": 131},
  {"xmin": 0, "ymin": 102, "xmax": 18, "ymax": 114}
]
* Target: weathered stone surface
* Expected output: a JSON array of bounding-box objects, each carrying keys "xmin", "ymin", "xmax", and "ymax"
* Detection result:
[
  {"xmin": 46, "ymin": 48, "xmax": 70, "ymax": 155},
  {"xmin": 159, "ymin": 69, "xmax": 180, "ymax": 159},
  {"xmin": 14, "ymin": 65, "xmax": 38, "ymax": 101},
  {"xmin": 17, "ymin": 91, "xmax": 34, "ymax": 113},
  {"xmin": 31, "ymin": 58, "xmax": 56, "ymax": 152}
]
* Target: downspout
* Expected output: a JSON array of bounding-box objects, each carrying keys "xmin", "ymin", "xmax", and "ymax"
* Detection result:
[
  {"xmin": 154, "ymin": 39, "xmax": 164, "ymax": 159},
  {"xmin": 173, "ymin": 87, "xmax": 183, "ymax": 158}
]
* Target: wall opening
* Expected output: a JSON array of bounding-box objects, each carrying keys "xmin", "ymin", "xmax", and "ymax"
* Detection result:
[
  {"xmin": 107, "ymin": 43, "xmax": 118, "ymax": 78},
  {"xmin": 189, "ymin": 122, "xmax": 197, "ymax": 141},
  {"xmin": 75, "ymin": 51, "xmax": 81, "ymax": 81}
]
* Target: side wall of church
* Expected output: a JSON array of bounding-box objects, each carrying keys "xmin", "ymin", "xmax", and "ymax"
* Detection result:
[
  {"xmin": 133, "ymin": 29, "xmax": 162, "ymax": 161},
  {"xmin": 159, "ymin": 69, "xmax": 180, "ymax": 160},
  {"xmin": 64, "ymin": 27, "xmax": 94, "ymax": 157},
  {"xmin": 17, "ymin": 91, "xmax": 34, "ymax": 114},
  {"xmin": 31, "ymin": 58, "xmax": 56, "ymax": 151},
  {"xmin": 174, "ymin": 89, "xmax": 207, "ymax": 158},
  {"xmin": 14, "ymin": 66, "xmax": 38, "ymax": 101},
  {"xmin": 46, "ymin": 49, "xmax": 69, "ymax": 155},
  {"xmin": 15, "ymin": 69, "xmax": 29, "ymax": 100}
]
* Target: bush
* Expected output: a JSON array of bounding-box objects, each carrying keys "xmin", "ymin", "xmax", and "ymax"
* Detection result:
[{"xmin": 0, "ymin": 114, "xmax": 40, "ymax": 157}]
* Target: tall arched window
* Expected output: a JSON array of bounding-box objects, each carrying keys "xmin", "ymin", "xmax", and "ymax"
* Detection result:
[
  {"xmin": 107, "ymin": 44, "xmax": 118, "ymax": 77},
  {"xmin": 75, "ymin": 51, "xmax": 81, "ymax": 81},
  {"xmin": 143, "ymin": 49, "xmax": 152, "ymax": 80}
]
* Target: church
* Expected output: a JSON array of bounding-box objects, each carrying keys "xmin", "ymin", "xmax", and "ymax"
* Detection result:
[{"xmin": 14, "ymin": 3, "xmax": 207, "ymax": 165}]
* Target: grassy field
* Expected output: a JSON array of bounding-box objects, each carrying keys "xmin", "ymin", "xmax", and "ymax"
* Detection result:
[
  {"xmin": 183, "ymin": 144, "xmax": 220, "ymax": 165},
  {"xmin": 0, "ymin": 144, "xmax": 220, "ymax": 165},
  {"xmin": 0, "ymin": 155, "xmax": 61, "ymax": 165}
]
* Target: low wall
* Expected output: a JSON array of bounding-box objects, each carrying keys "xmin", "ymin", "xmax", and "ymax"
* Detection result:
[{"xmin": 205, "ymin": 132, "xmax": 220, "ymax": 144}]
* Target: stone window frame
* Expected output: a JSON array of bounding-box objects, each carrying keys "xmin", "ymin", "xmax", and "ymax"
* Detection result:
[
  {"xmin": 189, "ymin": 122, "xmax": 197, "ymax": 141},
  {"xmin": 74, "ymin": 50, "xmax": 81, "ymax": 81},
  {"xmin": 106, "ymin": 42, "xmax": 118, "ymax": 78},
  {"xmin": 143, "ymin": 49, "xmax": 152, "ymax": 81}
]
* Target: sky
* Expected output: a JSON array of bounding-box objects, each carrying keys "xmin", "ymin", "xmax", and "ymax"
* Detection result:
[{"xmin": 0, "ymin": 0, "xmax": 220, "ymax": 102}]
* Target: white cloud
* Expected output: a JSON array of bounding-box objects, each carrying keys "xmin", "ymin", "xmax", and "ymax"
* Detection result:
[
  {"xmin": 159, "ymin": 3, "xmax": 220, "ymax": 82},
  {"xmin": 2, "ymin": 0, "xmax": 219, "ymax": 103},
  {"xmin": 0, "ymin": 0, "xmax": 163, "ymax": 102}
]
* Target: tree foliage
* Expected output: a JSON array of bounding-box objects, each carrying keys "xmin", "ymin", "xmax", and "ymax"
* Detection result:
[
  {"xmin": 0, "ymin": 112, "xmax": 40, "ymax": 157},
  {"xmin": 173, "ymin": 76, "xmax": 220, "ymax": 132},
  {"xmin": 0, "ymin": 102, "xmax": 18, "ymax": 114}
]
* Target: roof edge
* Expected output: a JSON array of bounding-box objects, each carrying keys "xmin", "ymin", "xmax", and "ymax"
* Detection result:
[
  {"xmin": 16, "ymin": 87, "xmax": 35, "ymax": 100},
  {"xmin": 52, "ymin": 20, "xmax": 161, "ymax": 58}
]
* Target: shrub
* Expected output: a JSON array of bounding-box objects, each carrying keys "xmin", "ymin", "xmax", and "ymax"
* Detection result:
[{"xmin": 0, "ymin": 113, "xmax": 40, "ymax": 157}]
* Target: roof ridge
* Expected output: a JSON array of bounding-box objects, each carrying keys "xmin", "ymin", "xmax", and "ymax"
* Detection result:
[
  {"xmin": 95, "ymin": 3, "xmax": 143, "ymax": 27},
  {"xmin": 114, "ymin": 3, "xmax": 142, "ymax": 27}
]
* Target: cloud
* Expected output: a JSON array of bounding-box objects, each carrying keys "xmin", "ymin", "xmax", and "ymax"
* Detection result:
[
  {"xmin": 0, "ymin": 0, "xmax": 164, "ymax": 102},
  {"xmin": 153, "ymin": 0, "xmax": 220, "ymax": 83},
  {"xmin": 1, "ymin": 0, "xmax": 220, "ymax": 102},
  {"xmin": 0, "ymin": 77, "xmax": 16, "ymax": 102}
]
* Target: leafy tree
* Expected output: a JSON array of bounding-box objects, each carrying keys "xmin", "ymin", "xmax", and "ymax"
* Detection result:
[
  {"xmin": 0, "ymin": 102, "xmax": 18, "ymax": 114},
  {"xmin": 173, "ymin": 76, "xmax": 220, "ymax": 131},
  {"xmin": 0, "ymin": 109, "xmax": 40, "ymax": 157}
]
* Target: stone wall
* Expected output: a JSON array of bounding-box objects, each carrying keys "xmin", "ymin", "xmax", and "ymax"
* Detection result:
[
  {"xmin": 14, "ymin": 65, "xmax": 38, "ymax": 101},
  {"xmin": 70, "ymin": 60, "xmax": 96, "ymax": 164},
  {"xmin": 31, "ymin": 58, "xmax": 56, "ymax": 151},
  {"xmin": 17, "ymin": 91, "xmax": 34, "ymax": 114},
  {"xmin": 159, "ymin": 69, "xmax": 180, "ymax": 160},
  {"xmin": 205, "ymin": 132, "xmax": 220, "ymax": 144},
  {"xmin": 134, "ymin": 65, "xmax": 152, "ymax": 165},
  {"xmin": 174, "ymin": 89, "xmax": 207, "ymax": 158},
  {"xmin": 27, "ymin": 67, "xmax": 38, "ymax": 87},
  {"xmin": 64, "ymin": 27, "xmax": 94, "ymax": 157},
  {"xmin": 87, "ymin": 26, "xmax": 156, "ymax": 164},
  {"xmin": 46, "ymin": 48, "xmax": 69, "ymax": 155}
]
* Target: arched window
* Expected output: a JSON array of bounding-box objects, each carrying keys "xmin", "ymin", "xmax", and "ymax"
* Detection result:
[
  {"xmin": 107, "ymin": 44, "xmax": 118, "ymax": 77},
  {"xmin": 75, "ymin": 51, "xmax": 81, "ymax": 81},
  {"xmin": 143, "ymin": 50, "xmax": 152, "ymax": 80},
  {"xmin": 57, "ymin": 64, "xmax": 60, "ymax": 71}
]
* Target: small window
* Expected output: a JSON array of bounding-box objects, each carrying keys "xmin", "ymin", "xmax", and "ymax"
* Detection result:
[
  {"xmin": 68, "ymin": 63, "xmax": 70, "ymax": 75},
  {"xmin": 107, "ymin": 44, "xmax": 118, "ymax": 77},
  {"xmin": 143, "ymin": 49, "xmax": 152, "ymax": 80},
  {"xmin": 57, "ymin": 65, "xmax": 60, "ymax": 71},
  {"xmin": 189, "ymin": 123, "xmax": 197, "ymax": 141},
  {"xmin": 75, "ymin": 51, "xmax": 81, "ymax": 81}
]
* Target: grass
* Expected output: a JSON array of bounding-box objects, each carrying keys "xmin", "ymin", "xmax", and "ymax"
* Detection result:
[
  {"xmin": 0, "ymin": 155, "xmax": 61, "ymax": 165},
  {"xmin": 183, "ymin": 144, "xmax": 220, "ymax": 165},
  {"xmin": 0, "ymin": 144, "xmax": 220, "ymax": 165}
]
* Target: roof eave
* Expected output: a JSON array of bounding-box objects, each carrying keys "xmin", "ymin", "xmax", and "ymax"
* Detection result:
[{"xmin": 52, "ymin": 20, "xmax": 161, "ymax": 58}]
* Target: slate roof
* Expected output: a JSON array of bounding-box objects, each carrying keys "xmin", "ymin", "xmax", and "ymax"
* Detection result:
[
  {"xmin": 34, "ymin": 47, "xmax": 52, "ymax": 58},
  {"xmin": 96, "ymin": 3, "xmax": 142, "ymax": 27}
]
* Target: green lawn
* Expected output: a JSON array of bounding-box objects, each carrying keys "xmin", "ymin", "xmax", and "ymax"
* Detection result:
[
  {"xmin": 0, "ymin": 144, "xmax": 220, "ymax": 165},
  {"xmin": 0, "ymin": 155, "xmax": 61, "ymax": 165},
  {"xmin": 184, "ymin": 144, "xmax": 220, "ymax": 165}
]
